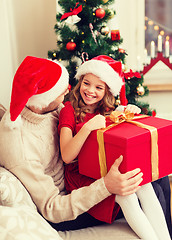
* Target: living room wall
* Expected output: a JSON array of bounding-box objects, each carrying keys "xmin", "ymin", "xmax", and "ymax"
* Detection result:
[{"xmin": 0, "ymin": 0, "xmax": 57, "ymax": 108}]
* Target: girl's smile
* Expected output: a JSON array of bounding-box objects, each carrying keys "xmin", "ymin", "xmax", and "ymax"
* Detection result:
[{"xmin": 80, "ymin": 73, "xmax": 106, "ymax": 110}]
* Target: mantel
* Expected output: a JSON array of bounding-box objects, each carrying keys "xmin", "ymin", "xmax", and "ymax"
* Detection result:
[{"xmin": 144, "ymin": 83, "xmax": 172, "ymax": 92}]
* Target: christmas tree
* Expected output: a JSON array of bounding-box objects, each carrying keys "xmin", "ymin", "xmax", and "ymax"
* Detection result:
[{"xmin": 48, "ymin": 0, "xmax": 156, "ymax": 116}]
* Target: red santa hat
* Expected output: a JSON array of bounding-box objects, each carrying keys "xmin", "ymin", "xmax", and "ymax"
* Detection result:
[
  {"xmin": 7, "ymin": 56, "xmax": 69, "ymax": 127},
  {"xmin": 75, "ymin": 55, "xmax": 127, "ymax": 105}
]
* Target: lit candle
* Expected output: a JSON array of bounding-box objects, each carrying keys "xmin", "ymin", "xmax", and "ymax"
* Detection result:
[
  {"xmin": 158, "ymin": 35, "xmax": 162, "ymax": 52},
  {"xmin": 170, "ymin": 56, "xmax": 172, "ymax": 63},
  {"xmin": 165, "ymin": 40, "xmax": 170, "ymax": 58},
  {"xmin": 151, "ymin": 41, "xmax": 155, "ymax": 58},
  {"xmin": 144, "ymin": 48, "xmax": 148, "ymax": 65}
]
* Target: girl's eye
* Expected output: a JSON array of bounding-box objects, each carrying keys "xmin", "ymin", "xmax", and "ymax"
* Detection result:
[
  {"xmin": 96, "ymin": 86, "xmax": 104, "ymax": 90},
  {"xmin": 83, "ymin": 81, "xmax": 89, "ymax": 85}
]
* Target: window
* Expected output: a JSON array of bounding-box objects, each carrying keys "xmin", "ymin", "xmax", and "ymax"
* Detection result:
[{"xmin": 145, "ymin": 0, "xmax": 172, "ymax": 57}]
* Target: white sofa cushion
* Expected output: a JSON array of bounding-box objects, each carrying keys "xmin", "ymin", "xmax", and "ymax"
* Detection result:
[
  {"xmin": 0, "ymin": 205, "xmax": 63, "ymax": 240},
  {"xmin": 0, "ymin": 167, "xmax": 36, "ymax": 210}
]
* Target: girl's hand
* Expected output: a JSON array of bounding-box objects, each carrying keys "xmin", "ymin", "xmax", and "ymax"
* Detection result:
[
  {"xmin": 125, "ymin": 104, "xmax": 141, "ymax": 114},
  {"xmin": 84, "ymin": 114, "xmax": 106, "ymax": 132}
]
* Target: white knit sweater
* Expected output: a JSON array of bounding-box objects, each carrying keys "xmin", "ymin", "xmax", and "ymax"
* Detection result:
[{"xmin": 0, "ymin": 106, "xmax": 110, "ymax": 223}]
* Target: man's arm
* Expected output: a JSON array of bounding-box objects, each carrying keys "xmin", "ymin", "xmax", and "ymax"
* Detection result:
[{"xmin": 5, "ymin": 156, "xmax": 142, "ymax": 223}]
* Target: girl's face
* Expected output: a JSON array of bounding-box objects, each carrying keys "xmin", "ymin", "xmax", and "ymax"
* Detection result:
[{"xmin": 80, "ymin": 73, "xmax": 106, "ymax": 108}]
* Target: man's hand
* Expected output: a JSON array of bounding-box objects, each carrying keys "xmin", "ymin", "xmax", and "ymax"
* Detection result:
[{"xmin": 104, "ymin": 156, "xmax": 143, "ymax": 196}]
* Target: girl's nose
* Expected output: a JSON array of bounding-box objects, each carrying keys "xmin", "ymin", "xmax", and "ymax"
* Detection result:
[{"xmin": 87, "ymin": 85, "xmax": 94, "ymax": 93}]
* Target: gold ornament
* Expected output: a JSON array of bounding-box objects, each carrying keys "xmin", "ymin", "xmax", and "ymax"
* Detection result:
[
  {"xmin": 115, "ymin": 97, "xmax": 121, "ymax": 105},
  {"xmin": 82, "ymin": 40, "xmax": 85, "ymax": 43},
  {"xmin": 108, "ymin": 9, "xmax": 114, "ymax": 19},
  {"xmin": 137, "ymin": 84, "xmax": 145, "ymax": 96},
  {"xmin": 100, "ymin": 26, "xmax": 110, "ymax": 35},
  {"xmin": 53, "ymin": 53, "xmax": 56, "ymax": 57},
  {"xmin": 102, "ymin": 0, "xmax": 109, "ymax": 3}
]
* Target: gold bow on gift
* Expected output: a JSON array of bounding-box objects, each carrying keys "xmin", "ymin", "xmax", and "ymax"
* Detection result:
[
  {"xmin": 97, "ymin": 110, "xmax": 159, "ymax": 182},
  {"xmin": 108, "ymin": 110, "xmax": 135, "ymax": 127}
]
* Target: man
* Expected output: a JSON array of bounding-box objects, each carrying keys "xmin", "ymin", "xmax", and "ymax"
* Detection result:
[{"xmin": 0, "ymin": 56, "xmax": 171, "ymax": 235}]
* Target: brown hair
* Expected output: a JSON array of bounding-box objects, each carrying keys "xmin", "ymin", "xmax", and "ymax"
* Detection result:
[{"xmin": 69, "ymin": 76, "xmax": 116, "ymax": 123}]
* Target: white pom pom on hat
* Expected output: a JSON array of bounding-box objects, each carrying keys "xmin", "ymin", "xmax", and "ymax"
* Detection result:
[
  {"xmin": 75, "ymin": 55, "xmax": 124, "ymax": 96},
  {"xmin": 7, "ymin": 56, "xmax": 69, "ymax": 128}
]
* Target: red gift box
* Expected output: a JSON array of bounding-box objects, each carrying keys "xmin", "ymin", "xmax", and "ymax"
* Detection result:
[{"xmin": 77, "ymin": 116, "xmax": 172, "ymax": 185}]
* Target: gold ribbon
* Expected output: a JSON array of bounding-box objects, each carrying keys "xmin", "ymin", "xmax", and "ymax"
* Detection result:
[{"xmin": 97, "ymin": 110, "xmax": 159, "ymax": 181}]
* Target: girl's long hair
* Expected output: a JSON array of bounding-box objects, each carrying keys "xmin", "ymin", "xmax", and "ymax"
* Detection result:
[{"xmin": 69, "ymin": 76, "xmax": 116, "ymax": 123}]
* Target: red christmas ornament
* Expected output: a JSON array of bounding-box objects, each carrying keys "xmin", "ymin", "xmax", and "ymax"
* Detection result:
[
  {"xmin": 118, "ymin": 48, "xmax": 125, "ymax": 54},
  {"xmin": 66, "ymin": 41, "xmax": 76, "ymax": 51},
  {"xmin": 68, "ymin": 84, "xmax": 72, "ymax": 91},
  {"xmin": 152, "ymin": 110, "xmax": 156, "ymax": 117},
  {"xmin": 111, "ymin": 30, "xmax": 120, "ymax": 41},
  {"xmin": 95, "ymin": 8, "xmax": 106, "ymax": 19}
]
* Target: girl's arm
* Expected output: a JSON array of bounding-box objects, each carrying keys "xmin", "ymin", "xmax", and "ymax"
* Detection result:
[{"xmin": 60, "ymin": 114, "xmax": 106, "ymax": 164}]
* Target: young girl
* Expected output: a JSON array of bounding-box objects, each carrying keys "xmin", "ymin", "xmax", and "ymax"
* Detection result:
[{"xmin": 58, "ymin": 55, "xmax": 171, "ymax": 239}]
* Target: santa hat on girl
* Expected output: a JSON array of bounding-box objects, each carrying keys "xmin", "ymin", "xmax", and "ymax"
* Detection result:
[
  {"xmin": 75, "ymin": 55, "xmax": 128, "ymax": 105},
  {"xmin": 6, "ymin": 56, "xmax": 69, "ymax": 128}
]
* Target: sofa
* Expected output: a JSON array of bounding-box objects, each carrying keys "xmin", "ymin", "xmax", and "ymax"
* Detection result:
[{"xmin": 0, "ymin": 104, "xmax": 139, "ymax": 239}]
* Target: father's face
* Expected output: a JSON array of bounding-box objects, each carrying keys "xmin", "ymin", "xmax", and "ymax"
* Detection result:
[{"xmin": 44, "ymin": 88, "xmax": 69, "ymax": 113}]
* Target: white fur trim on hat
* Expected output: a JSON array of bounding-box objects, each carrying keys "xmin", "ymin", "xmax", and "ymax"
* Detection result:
[
  {"xmin": 75, "ymin": 60, "xmax": 123, "ymax": 96},
  {"xmin": 3, "ymin": 110, "xmax": 22, "ymax": 129},
  {"xmin": 26, "ymin": 61, "xmax": 69, "ymax": 109}
]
